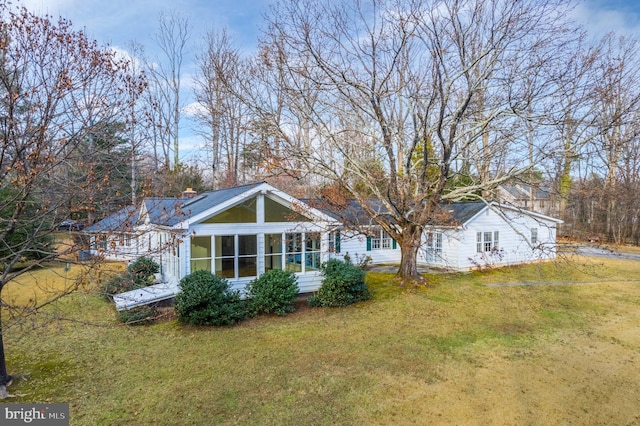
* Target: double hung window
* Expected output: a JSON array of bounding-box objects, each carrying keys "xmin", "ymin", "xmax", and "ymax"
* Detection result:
[
  {"xmin": 476, "ymin": 231, "xmax": 499, "ymax": 253},
  {"xmin": 371, "ymin": 229, "xmax": 392, "ymax": 250}
]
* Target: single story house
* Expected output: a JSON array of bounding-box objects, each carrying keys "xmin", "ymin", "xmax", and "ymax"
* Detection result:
[
  {"xmin": 84, "ymin": 182, "xmax": 562, "ymax": 310},
  {"xmin": 327, "ymin": 200, "xmax": 562, "ymax": 271}
]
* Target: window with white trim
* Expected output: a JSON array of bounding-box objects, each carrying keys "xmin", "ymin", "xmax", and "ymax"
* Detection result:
[
  {"xmin": 328, "ymin": 230, "xmax": 341, "ymax": 253},
  {"xmin": 191, "ymin": 236, "xmax": 212, "ymax": 272},
  {"xmin": 477, "ymin": 231, "xmax": 499, "ymax": 253},
  {"xmin": 265, "ymin": 233, "xmax": 283, "ymax": 271},
  {"xmin": 531, "ymin": 228, "xmax": 538, "ymax": 245},
  {"xmin": 371, "ymin": 229, "xmax": 393, "ymax": 250},
  {"xmin": 285, "ymin": 233, "xmax": 303, "ymax": 272},
  {"xmin": 305, "ymin": 232, "xmax": 321, "ymax": 271},
  {"xmin": 282, "ymin": 232, "xmax": 320, "ymax": 273},
  {"xmin": 214, "ymin": 235, "xmax": 257, "ymax": 279}
]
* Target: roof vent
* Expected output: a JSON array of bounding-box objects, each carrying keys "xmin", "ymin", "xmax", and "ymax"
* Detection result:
[{"xmin": 182, "ymin": 188, "xmax": 197, "ymax": 199}]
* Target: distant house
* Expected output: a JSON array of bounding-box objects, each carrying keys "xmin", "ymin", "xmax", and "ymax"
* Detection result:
[
  {"xmin": 496, "ymin": 184, "xmax": 559, "ymax": 217},
  {"xmin": 84, "ymin": 182, "xmax": 562, "ymax": 310}
]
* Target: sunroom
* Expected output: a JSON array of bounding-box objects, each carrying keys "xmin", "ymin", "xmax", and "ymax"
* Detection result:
[{"xmin": 168, "ymin": 183, "xmax": 337, "ymax": 293}]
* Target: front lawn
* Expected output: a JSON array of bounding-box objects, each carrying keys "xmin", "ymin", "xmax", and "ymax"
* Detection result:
[{"xmin": 4, "ymin": 256, "xmax": 640, "ymax": 424}]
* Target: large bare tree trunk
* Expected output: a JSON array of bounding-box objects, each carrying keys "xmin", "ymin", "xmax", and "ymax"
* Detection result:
[{"xmin": 397, "ymin": 224, "xmax": 425, "ymax": 283}]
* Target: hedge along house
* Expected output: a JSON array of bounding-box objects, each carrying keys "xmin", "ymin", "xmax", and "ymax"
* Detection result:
[
  {"xmin": 84, "ymin": 182, "xmax": 340, "ymax": 309},
  {"xmin": 321, "ymin": 200, "xmax": 563, "ymax": 271}
]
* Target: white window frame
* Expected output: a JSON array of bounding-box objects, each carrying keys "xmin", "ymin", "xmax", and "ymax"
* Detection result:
[
  {"xmin": 477, "ymin": 231, "xmax": 499, "ymax": 253},
  {"xmin": 274, "ymin": 232, "xmax": 321, "ymax": 273},
  {"xmin": 190, "ymin": 235, "xmax": 212, "ymax": 273},
  {"xmin": 305, "ymin": 232, "xmax": 322, "ymax": 271},
  {"xmin": 214, "ymin": 234, "xmax": 258, "ymax": 279},
  {"xmin": 371, "ymin": 229, "xmax": 392, "ymax": 250}
]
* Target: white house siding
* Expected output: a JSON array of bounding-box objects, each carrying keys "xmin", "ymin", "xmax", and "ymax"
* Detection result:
[
  {"xmin": 456, "ymin": 206, "xmax": 559, "ymax": 270},
  {"xmin": 334, "ymin": 231, "xmax": 401, "ymax": 265},
  {"xmin": 90, "ymin": 233, "xmax": 145, "ymax": 262},
  {"xmin": 334, "ymin": 206, "xmax": 559, "ymax": 272},
  {"xmin": 417, "ymin": 229, "xmax": 459, "ymax": 269}
]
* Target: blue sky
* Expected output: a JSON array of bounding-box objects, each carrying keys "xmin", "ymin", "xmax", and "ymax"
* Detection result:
[
  {"xmin": 18, "ymin": 0, "xmax": 640, "ymax": 163},
  {"xmin": 20, "ymin": 0, "xmax": 640, "ymax": 52},
  {"xmin": 22, "ymin": 0, "xmax": 271, "ymax": 52}
]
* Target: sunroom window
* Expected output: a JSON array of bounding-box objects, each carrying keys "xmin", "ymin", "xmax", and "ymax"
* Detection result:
[
  {"xmin": 285, "ymin": 233, "xmax": 303, "ymax": 272},
  {"xmin": 214, "ymin": 235, "xmax": 258, "ymax": 279},
  {"xmin": 191, "ymin": 236, "xmax": 212, "ymax": 272},
  {"xmin": 265, "ymin": 233, "xmax": 283, "ymax": 271},
  {"xmin": 305, "ymin": 232, "xmax": 321, "ymax": 271}
]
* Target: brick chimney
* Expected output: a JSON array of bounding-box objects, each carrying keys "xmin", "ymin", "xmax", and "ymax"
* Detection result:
[{"xmin": 182, "ymin": 188, "xmax": 197, "ymax": 198}]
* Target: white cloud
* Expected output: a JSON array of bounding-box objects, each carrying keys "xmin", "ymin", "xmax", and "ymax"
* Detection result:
[
  {"xmin": 20, "ymin": 0, "xmax": 77, "ymax": 13},
  {"xmin": 572, "ymin": 1, "xmax": 640, "ymax": 40},
  {"xmin": 181, "ymin": 101, "xmax": 207, "ymax": 118}
]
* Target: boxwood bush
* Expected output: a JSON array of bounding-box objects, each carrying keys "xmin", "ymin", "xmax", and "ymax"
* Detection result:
[
  {"xmin": 101, "ymin": 273, "xmax": 138, "ymax": 300},
  {"xmin": 100, "ymin": 257, "xmax": 160, "ymax": 300},
  {"xmin": 126, "ymin": 256, "xmax": 160, "ymax": 285},
  {"xmin": 308, "ymin": 258, "xmax": 371, "ymax": 307},
  {"xmin": 174, "ymin": 270, "xmax": 247, "ymax": 326},
  {"xmin": 246, "ymin": 269, "xmax": 299, "ymax": 316}
]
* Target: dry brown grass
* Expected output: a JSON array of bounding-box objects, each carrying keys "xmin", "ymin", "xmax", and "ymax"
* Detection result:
[{"xmin": 2, "ymin": 261, "xmax": 125, "ymax": 306}]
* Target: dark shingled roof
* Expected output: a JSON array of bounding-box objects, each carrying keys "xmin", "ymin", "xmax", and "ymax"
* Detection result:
[
  {"xmin": 501, "ymin": 184, "xmax": 550, "ymax": 200},
  {"xmin": 86, "ymin": 183, "xmax": 489, "ymax": 233},
  {"xmin": 436, "ymin": 202, "xmax": 486, "ymax": 225},
  {"xmin": 83, "ymin": 205, "xmax": 139, "ymax": 233},
  {"xmin": 308, "ymin": 199, "xmax": 487, "ymax": 227},
  {"xmin": 85, "ymin": 182, "xmax": 266, "ymax": 231}
]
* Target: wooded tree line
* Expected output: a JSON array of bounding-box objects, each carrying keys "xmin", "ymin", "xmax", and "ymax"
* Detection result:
[
  {"xmin": 2, "ymin": 0, "xmax": 632, "ymax": 247},
  {"xmin": 116, "ymin": 0, "xmax": 640, "ymax": 246}
]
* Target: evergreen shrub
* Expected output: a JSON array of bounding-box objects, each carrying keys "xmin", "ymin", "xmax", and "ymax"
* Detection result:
[
  {"xmin": 308, "ymin": 259, "xmax": 371, "ymax": 307},
  {"xmin": 174, "ymin": 270, "xmax": 247, "ymax": 326},
  {"xmin": 246, "ymin": 269, "xmax": 299, "ymax": 316},
  {"xmin": 126, "ymin": 256, "xmax": 160, "ymax": 285},
  {"xmin": 117, "ymin": 305, "xmax": 157, "ymax": 325},
  {"xmin": 101, "ymin": 273, "xmax": 138, "ymax": 300},
  {"xmin": 100, "ymin": 257, "xmax": 160, "ymax": 300}
]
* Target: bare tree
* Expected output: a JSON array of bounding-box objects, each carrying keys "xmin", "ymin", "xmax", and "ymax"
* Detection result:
[
  {"xmin": 0, "ymin": 3, "xmax": 144, "ymax": 396},
  {"xmin": 591, "ymin": 34, "xmax": 640, "ymax": 242},
  {"xmin": 193, "ymin": 29, "xmax": 255, "ymax": 188},
  {"xmin": 240, "ymin": 0, "xmax": 580, "ymax": 283},
  {"xmin": 147, "ymin": 10, "xmax": 189, "ymax": 171},
  {"xmin": 544, "ymin": 37, "xmax": 601, "ymax": 216},
  {"xmin": 123, "ymin": 41, "xmax": 150, "ymax": 205}
]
